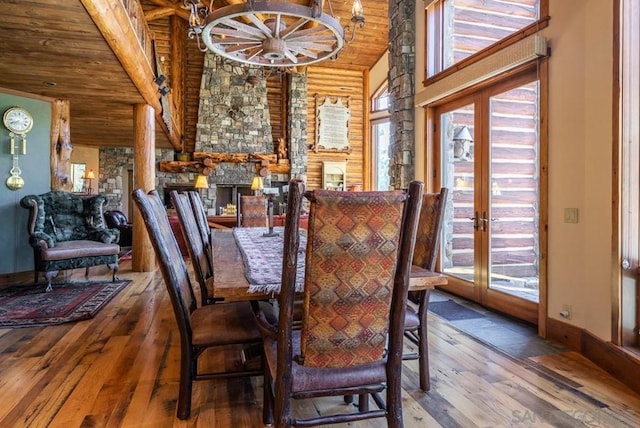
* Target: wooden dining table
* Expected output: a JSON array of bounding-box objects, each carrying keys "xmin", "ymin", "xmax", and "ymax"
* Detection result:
[{"xmin": 211, "ymin": 228, "xmax": 448, "ymax": 302}]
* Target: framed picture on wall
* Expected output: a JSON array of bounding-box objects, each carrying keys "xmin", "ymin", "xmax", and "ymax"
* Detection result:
[{"xmin": 312, "ymin": 94, "xmax": 352, "ymax": 153}]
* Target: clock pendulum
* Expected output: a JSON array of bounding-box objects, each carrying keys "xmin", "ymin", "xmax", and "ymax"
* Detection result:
[{"xmin": 6, "ymin": 148, "xmax": 24, "ymax": 191}]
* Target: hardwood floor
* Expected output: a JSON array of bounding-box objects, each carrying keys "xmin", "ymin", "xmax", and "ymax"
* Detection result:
[{"xmin": 1, "ymin": 261, "xmax": 639, "ymax": 427}]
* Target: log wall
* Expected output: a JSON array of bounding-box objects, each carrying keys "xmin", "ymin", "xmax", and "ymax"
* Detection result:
[{"xmin": 306, "ymin": 67, "xmax": 365, "ymax": 190}]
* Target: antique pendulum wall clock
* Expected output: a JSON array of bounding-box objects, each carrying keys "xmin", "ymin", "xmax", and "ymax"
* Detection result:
[{"xmin": 3, "ymin": 107, "xmax": 33, "ymax": 190}]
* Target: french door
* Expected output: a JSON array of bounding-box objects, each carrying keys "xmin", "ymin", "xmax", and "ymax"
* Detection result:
[{"xmin": 434, "ymin": 67, "xmax": 544, "ymax": 324}]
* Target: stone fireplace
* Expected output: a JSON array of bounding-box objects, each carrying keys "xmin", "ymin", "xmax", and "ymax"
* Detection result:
[
  {"xmin": 100, "ymin": 55, "xmax": 310, "ymax": 216},
  {"xmin": 194, "ymin": 54, "xmax": 274, "ymax": 213},
  {"xmin": 193, "ymin": 53, "xmax": 308, "ymax": 214}
]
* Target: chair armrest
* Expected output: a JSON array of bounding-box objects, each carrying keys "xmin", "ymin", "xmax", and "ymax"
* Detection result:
[
  {"xmin": 87, "ymin": 228, "xmax": 120, "ymax": 244},
  {"xmin": 250, "ymin": 301, "xmax": 279, "ymax": 339},
  {"xmin": 28, "ymin": 231, "xmax": 55, "ymax": 250}
]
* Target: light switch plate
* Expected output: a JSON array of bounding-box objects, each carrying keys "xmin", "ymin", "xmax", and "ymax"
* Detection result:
[{"xmin": 564, "ymin": 208, "xmax": 578, "ymax": 223}]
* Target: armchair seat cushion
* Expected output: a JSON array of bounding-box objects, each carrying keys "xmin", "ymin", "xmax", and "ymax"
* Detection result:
[{"xmin": 41, "ymin": 240, "xmax": 120, "ymax": 261}]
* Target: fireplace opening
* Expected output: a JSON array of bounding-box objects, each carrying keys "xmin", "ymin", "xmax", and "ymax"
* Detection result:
[
  {"xmin": 163, "ymin": 184, "xmax": 196, "ymax": 208},
  {"xmin": 216, "ymin": 185, "xmax": 252, "ymax": 215}
]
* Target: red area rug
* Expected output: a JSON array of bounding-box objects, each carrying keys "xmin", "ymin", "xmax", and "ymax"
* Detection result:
[
  {"xmin": 0, "ymin": 280, "xmax": 131, "ymax": 328},
  {"xmin": 119, "ymin": 249, "xmax": 132, "ymax": 261}
]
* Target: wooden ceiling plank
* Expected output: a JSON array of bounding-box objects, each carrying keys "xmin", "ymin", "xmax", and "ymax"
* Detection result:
[{"xmin": 81, "ymin": 0, "xmax": 181, "ymax": 150}]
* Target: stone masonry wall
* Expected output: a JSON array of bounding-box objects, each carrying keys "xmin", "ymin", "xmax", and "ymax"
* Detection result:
[
  {"xmin": 99, "ymin": 56, "xmax": 310, "ymax": 214},
  {"xmin": 388, "ymin": 0, "xmax": 416, "ymax": 189},
  {"xmin": 195, "ymin": 53, "xmax": 273, "ymax": 210}
]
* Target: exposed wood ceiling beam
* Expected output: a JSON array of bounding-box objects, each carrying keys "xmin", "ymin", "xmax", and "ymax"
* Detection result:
[
  {"xmin": 145, "ymin": 0, "xmax": 192, "ymax": 21},
  {"xmin": 81, "ymin": 0, "xmax": 181, "ymax": 150},
  {"xmin": 145, "ymin": 7, "xmax": 177, "ymax": 21}
]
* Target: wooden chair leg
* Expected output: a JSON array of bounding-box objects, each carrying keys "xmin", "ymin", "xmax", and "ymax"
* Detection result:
[
  {"xmin": 418, "ymin": 289, "xmax": 432, "ymax": 391},
  {"xmin": 108, "ymin": 262, "xmax": 119, "ymax": 281},
  {"xmin": 44, "ymin": 271, "xmax": 58, "ymax": 292},
  {"xmin": 176, "ymin": 353, "xmax": 195, "ymax": 420},
  {"xmin": 274, "ymin": 373, "xmax": 291, "ymax": 428},
  {"xmin": 263, "ymin": 358, "xmax": 274, "ymax": 426},
  {"xmin": 418, "ymin": 325, "xmax": 430, "ymax": 391},
  {"xmin": 358, "ymin": 393, "xmax": 369, "ymax": 412}
]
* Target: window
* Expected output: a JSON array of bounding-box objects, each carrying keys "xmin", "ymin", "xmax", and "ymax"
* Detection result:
[
  {"xmin": 371, "ymin": 120, "xmax": 391, "ymax": 191},
  {"xmin": 425, "ymin": 0, "xmax": 548, "ymax": 79},
  {"xmin": 71, "ymin": 163, "xmax": 86, "ymax": 193},
  {"xmin": 371, "ymin": 82, "xmax": 391, "ymax": 190},
  {"xmin": 371, "ymin": 82, "xmax": 390, "ymax": 113}
]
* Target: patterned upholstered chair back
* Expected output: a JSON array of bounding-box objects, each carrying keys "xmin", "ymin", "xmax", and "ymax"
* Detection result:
[
  {"xmin": 299, "ymin": 189, "xmax": 409, "ymax": 368},
  {"xmin": 402, "ymin": 187, "xmax": 449, "ymax": 392},
  {"xmin": 412, "ymin": 188, "xmax": 449, "ymax": 271},
  {"xmin": 265, "ymin": 180, "xmax": 424, "ymax": 427},
  {"xmin": 21, "ymin": 191, "xmax": 116, "ymax": 243},
  {"xmin": 19, "ymin": 190, "xmax": 121, "ymax": 291},
  {"xmin": 240, "ymin": 195, "xmax": 267, "ymax": 227}
]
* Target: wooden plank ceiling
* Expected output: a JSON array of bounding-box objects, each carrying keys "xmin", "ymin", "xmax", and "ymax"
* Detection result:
[{"xmin": 0, "ymin": 0, "xmax": 388, "ymax": 149}]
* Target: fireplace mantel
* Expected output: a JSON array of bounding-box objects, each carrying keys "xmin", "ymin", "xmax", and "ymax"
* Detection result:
[{"xmin": 158, "ymin": 151, "xmax": 289, "ymax": 175}]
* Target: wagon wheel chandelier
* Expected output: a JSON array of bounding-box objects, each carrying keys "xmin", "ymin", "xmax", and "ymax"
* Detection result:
[{"xmin": 185, "ymin": 0, "xmax": 365, "ymax": 67}]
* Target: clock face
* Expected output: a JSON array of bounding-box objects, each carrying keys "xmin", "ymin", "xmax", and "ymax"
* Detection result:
[{"xmin": 3, "ymin": 107, "xmax": 33, "ymax": 134}]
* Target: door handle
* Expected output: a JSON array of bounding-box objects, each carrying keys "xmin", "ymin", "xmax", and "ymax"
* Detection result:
[
  {"xmin": 470, "ymin": 212, "xmax": 496, "ymax": 232},
  {"xmin": 479, "ymin": 212, "xmax": 499, "ymax": 231},
  {"xmin": 468, "ymin": 211, "xmax": 479, "ymax": 231}
]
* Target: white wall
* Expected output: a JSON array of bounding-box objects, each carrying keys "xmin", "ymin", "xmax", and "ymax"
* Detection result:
[
  {"xmin": 369, "ymin": 51, "xmax": 389, "ymax": 98},
  {"xmin": 543, "ymin": 0, "xmax": 613, "ymax": 338}
]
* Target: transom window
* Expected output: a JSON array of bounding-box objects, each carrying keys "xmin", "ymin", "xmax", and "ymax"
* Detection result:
[
  {"xmin": 426, "ymin": 0, "xmax": 547, "ymax": 79},
  {"xmin": 371, "ymin": 82, "xmax": 390, "ymax": 113}
]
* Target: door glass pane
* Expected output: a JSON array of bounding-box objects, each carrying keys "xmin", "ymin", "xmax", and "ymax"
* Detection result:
[
  {"xmin": 488, "ymin": 81, "xmax": 540, "ymax": 302},
  {"xmin": 441, "ymin": 104, "xmax": 475, "ymax": 282},
  {"xmin": 373, "ymin": 120, "xmax": 391, "ymax": 191}
]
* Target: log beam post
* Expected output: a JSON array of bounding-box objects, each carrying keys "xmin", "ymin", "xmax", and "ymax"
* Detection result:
[
  {"xmin": 132, "ymin": 103, "xmax": 156, "ymax": 272},
  {"xmin": 50, "ymin": 100, "xmax": 73, "ymax": 191}
]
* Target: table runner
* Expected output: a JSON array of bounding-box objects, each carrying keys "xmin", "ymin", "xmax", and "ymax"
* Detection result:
[{"xmin": 233, "ymin": 227, "xmax": 306, "ymax": 293}]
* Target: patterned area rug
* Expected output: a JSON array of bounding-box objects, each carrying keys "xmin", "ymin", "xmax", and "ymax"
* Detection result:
[
  {"xmin": 0, "ymin": 279, "xmax": 131, "ymax": 328},
  {"xmin": 233, "ymin": 227, "xmax": 306, "ymax": 293}
]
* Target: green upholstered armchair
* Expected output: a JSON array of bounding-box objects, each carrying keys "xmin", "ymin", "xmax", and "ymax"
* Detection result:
[{"xmin": 20, "ymin": 191, "xmax": 121, "ymax": 292}]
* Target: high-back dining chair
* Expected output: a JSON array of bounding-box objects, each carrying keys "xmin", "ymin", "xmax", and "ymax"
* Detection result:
[
  {"xmin": 403, "ymin": 187, "xmax": 448, "ymax": 391},
  {"xmin": 239, "ymin": 194, "xmax": 268, "ymax": 227},
  {"xmin": 132, "ymin": 189, "xmax": 262, "ymax": 420},
  {"xmin": 187, "ymin": 191, "xmax": 213, "ymax": 256},
  {"xmin": 172, "ymin": 191, "xmax": 215, "ymax": 306},
  {"xmin": 260, "ymin": 179, "xmax": 424, "ymax": 428}
]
